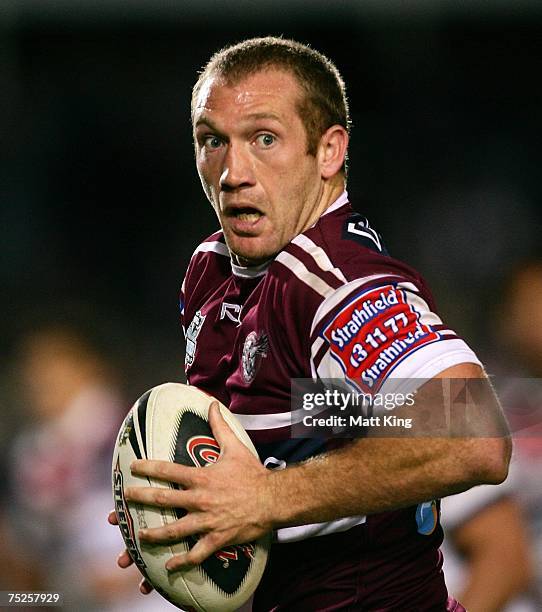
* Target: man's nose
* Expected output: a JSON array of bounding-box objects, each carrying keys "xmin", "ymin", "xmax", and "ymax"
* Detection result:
[{"xmin": 219, "ymin": 143, "xmax": 255, "ymax": 191}]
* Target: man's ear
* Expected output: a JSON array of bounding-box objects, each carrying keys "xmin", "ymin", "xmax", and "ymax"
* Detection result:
[{"xmin": 318, "ymin": 125, "xmax": 349, "ymax": 179}]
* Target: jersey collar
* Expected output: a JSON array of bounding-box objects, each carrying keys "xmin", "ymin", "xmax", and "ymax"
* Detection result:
[
  {"xmin": 322, "ymin": 189, "xmax": 349, "ymax": 216},
  {"xmin": 231, "ymin": 258, "xmax": 271, "ymax": 279}
]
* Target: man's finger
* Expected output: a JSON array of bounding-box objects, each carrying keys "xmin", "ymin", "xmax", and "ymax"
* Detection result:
[
  {"xmin": 139, "ymin": 578, "xmax": 154, "ymax": 594},
  {"xmin": 130, "ymin": 459, "xmax": 197, "ymax": 486},
  {"xmin": 124, "ymin": 486, "xmax": 196, "ymax": 510},
  {"xmin": 208, "ymin": 401, "xmax": 238, "ymax": 449},
  {"xmin": 138, "ymin": 512, "xmax": 205, "ymax": 544},
  {"xmin": 117, "ymin": 549, "xmax": 134, "ymax": 568},
  {"xmin": 108, "ymin": 509, "xmax": 118, "ymax": 525},
  {"xmin": 165, "ymin": 532, "xmax": 223, "ymax": 570}
]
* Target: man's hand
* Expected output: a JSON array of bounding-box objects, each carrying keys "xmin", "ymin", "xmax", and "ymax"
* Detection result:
[
  {"xmin": 124, "ymin": 402, "xmax": 274, "ymax": 571},
  {"xmin": 107, "ymin": 510, "xmax": 154, "ymax": 594}
]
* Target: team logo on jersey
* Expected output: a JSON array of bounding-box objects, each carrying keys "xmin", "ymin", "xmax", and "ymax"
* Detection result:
[
  {"xmin": 342, "ymin": 214, "xmax": 388, "ymax": 255},
  {"xmin": 220, "ymin": 302, "xmax": 241, "ymax": 324},
  {"xmin": 415, "ymin": 500, "xmax": 439, "ymax": 535},
  {"xmin": 186, "ymin": 435, "xmax": 220, "ymax": 467},
  {"xmin": 242, "ymin": 331, "xmax": 269, "ymax": 384},
  {"xmin": 185, "ymin": 310, "xmax": 206, "ymax": 369},
  {"xmin": 322, "ymin": 284, "xmax": 438, "ymax": 391}
]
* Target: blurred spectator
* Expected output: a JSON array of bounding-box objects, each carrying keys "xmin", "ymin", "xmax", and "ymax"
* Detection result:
[
  {"xmin": 498, "ymin": 260, "xmax": 542, "ymax": 378},
  {"xmin": 498, "ymin": 260, "xmax": 542, "ymax": 605},
  {"xmin": 441, "ymin": 479, "xmax": 533, "ymax": 611},
  {"xmin": 0, "ymin": 318, "xmax": 175, "ymax": 610},
  {"xmin": 442, "ymin": 259, "xmax": 542, "ymax": 610}
]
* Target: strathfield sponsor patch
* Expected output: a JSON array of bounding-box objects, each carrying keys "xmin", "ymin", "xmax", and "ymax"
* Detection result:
[{"xmin": 322, "ymin": 285, "xmax": 439, "ymax": 391}]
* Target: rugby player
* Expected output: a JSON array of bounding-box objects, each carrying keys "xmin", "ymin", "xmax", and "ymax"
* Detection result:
[{"xmin": 112, "ymin": 37, "xmax": 511, "ymax": 610}]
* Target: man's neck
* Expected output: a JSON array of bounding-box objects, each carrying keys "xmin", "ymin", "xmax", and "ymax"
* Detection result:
[
  {"xmin": 230, "ymin": 182, "xmax": 348, "ymax": 271},
  {"xmin": 310, "ymin": 176, "xmax": 346, "ymax": 225}
]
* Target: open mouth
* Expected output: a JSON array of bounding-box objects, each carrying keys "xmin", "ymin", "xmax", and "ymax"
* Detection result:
[{"xmin": 227, "ymin": 207, "xmax": 264, "ymax": 222}]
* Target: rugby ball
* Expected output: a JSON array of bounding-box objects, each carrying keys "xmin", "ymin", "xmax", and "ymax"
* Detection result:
[{"xmin": 112, "ymin": 383, "xmax": 270, "ymax": 611}]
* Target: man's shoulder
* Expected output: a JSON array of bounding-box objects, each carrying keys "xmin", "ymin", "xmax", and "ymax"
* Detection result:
[
  {"xmin": 189, "ymin": 230, "xmax": 230, "ymax": 260},
  {"xmin": 270, "ymin": 203, "xmax": 430, "ymax": 302},
  {"xmin": 317, "ymin": 203, "xmax": 390, "ymax": 259},
  {"xmin": 309, "ymin": 203, "xmax": 424, "ymax": 281},
  {"xmin": 184, "ymin": 230, "xmax": 230, "ymax": 281},
  {"xmin": 182, "ymin": 230, "xmax": 231, "ymax": 304}
]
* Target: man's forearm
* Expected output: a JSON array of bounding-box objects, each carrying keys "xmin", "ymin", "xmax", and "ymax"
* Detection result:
[
  {"xmin": 266, "ymin": 365, "xmax": 512, "ymax": 529},
  {"xmin": 266, "ymin": 434, "xmax": 510, "ymax": 529}
]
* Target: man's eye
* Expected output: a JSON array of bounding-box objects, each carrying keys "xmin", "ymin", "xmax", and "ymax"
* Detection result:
[
  {"xmin": 256, "ymin": 133, "xmax": 276, "ymax": 147},
  {"xmin": 204, "ymin": 136, "xmax": 223, "ymax": 149}
]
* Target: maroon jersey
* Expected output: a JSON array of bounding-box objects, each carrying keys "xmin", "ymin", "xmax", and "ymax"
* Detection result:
[{"xmin": 180, "ymin": 193, "xmax": 478, "ymax": 609}]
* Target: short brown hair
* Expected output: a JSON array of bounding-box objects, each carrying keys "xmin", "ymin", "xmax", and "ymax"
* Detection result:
[{"xmin": 192, "ymin": 37, "xmax": 350, "ymax": 170}]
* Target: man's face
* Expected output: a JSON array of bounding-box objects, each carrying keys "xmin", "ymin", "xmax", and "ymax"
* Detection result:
[{"xmin": 193, "ymin": 69, "xmax": 325, "ymax": 265}]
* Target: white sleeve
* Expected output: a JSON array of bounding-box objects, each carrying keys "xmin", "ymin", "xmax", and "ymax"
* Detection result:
[{"xmin": 310, "ymin": 279, "xmax": 481, "ymax": 396}]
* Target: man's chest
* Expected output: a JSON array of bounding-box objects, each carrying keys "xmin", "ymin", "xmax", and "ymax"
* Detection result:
[{"xmin": 184, "ymin": 274, "xmax": 304, "ymax": 421}]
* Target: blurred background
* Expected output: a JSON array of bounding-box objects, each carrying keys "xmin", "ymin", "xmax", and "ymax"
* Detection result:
[{"xmin": 1, "ymin": 1, "xmax": 541, "ymax": 610}]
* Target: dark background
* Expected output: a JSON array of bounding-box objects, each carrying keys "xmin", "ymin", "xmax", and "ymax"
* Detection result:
[{"xmin": 2, "ymin": 1, "xmax": 541, "ymax": 407}]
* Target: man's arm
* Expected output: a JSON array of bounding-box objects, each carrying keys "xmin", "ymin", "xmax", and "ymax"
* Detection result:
[
  {"xmin": 266, "ymin": 363, "xmax": 510, "ymax": 527},
  {"xmin": 126, "ymin": 362, "xmax": 511, "ymax": 570}
]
